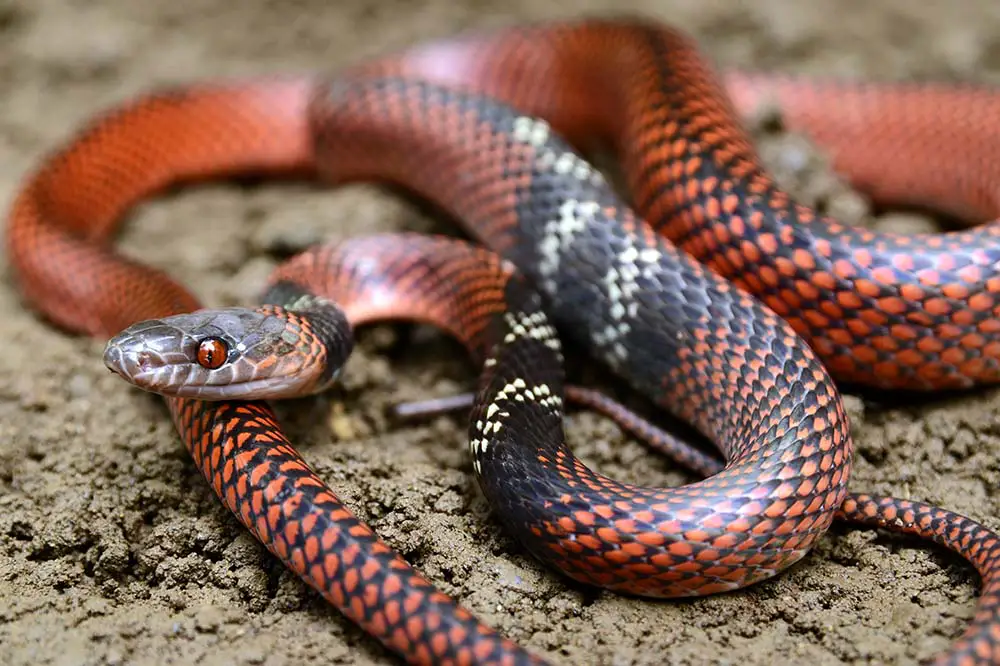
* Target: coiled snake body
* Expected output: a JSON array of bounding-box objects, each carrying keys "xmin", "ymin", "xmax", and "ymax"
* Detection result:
[{"xmin": 7, "ymin": 18, "xmax": 1000, "ymax": 666}]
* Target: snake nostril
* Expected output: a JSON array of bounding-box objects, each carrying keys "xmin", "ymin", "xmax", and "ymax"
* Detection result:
[{"xmin": 136, "ymin": 352, "xmax": 155, "ymax": 373}]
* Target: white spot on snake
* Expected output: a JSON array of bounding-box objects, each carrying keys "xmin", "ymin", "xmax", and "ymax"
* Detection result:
[
  {"xmin": 511, "ymin": 116, "xmax": 604, "ymax": 185},
  {"xmin": 469, "ymin": 309, "xmax": 564, "ymax": 471},
  {"xmin": 551, "ymin": 151, "xmax": 601, "ymax": 183},
  {"xmin": 512, "ymin": 116, "xmax": 551, "ymax": 147},
  {"xmin": 591, "ymin": 235, "xmax": 665, "ymax": 366},
  {"xmin": 537, "ymin": 199, "xmax": 601, "ymax": 296},
  {"xmin": 469, "ymin": 375, "xmax": 562, "ymax": 464},
  {"xmin": 502, "ymin": 311, "xmax": 561, "ymax": 353}
]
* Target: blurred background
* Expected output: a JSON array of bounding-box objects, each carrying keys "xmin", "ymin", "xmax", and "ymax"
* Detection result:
[{"xmin": 2, "ymin": 1, "xmax": 1000, "ymax": 665}]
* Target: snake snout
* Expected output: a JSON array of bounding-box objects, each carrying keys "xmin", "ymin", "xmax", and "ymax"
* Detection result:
[
  {"xmin": 103, "ymin": 341, "xmax": 158, "ymax": 381},
  {"xmin": 101, "ymin": 325, "xmax": 182, "ymax": 392}
]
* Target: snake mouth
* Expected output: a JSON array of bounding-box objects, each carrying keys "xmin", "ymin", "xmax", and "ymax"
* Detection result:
[
  {"xmin": 165, "ymin": 375, "xmax": 303, "ymax": 400},
  {"xmin": 123, "ymin": 370, "xmax": 301, "ymax": 401}
]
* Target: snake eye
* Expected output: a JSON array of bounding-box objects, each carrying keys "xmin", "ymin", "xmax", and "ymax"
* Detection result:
[{"xmin": 196, "ymin": 337, "xmax": 229, "ymax": 370}]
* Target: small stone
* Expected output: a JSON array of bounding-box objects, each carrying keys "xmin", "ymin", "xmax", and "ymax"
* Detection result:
[
  {"xmin": 82, "ymin": 597, "xmax": 111, "ymax": 617},
  {"xmin": 18, "ymin": 388, "xmax": 51, "ymax": 412},
  {"xmin": 193, "ymin": 605, "xmax": 225, "ymax": 633},
  {"xmin": 872, "ymin": 212, "xmax": 940, "ymax": 235},
  {"xmin": 826, "ymin": 190, "xmax": 872, "ymax": 227},
  {"xmin": 329, "ymin": 403, "xmax": 357, "ymax": 440},
  {"xmin": 96, "ymin": 532, "xmax": 129, "ymax": 576},
  {"xmin": 67, "ymin": 373, "xmax": 93, "ymax": 399},
  {"xmin": 367, "ymin": 325, "xmax": 398, "ymax": 350}
]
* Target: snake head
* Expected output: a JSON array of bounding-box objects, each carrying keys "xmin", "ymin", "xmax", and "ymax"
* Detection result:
[{"xmin": 102, "ymin": 305, "xmax": 351, "ymax": 401}]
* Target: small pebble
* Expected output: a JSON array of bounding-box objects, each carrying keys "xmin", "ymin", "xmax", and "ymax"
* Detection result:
[
  {"xmin": 67, "ymin": 373, "xmax": 92, "ymax": 399},
  {"xmin": 329, "ymin": 403, "xmax": 357, "ymax": 440},
  {"xmin": 872, "ymin": 212, "xmax": 941, "ymax": 235},
  {"xmin": 193, "ymin": 605, "xmax": 225, "ymax": 633},
  {"xmin": 825, "ymin": 190, "xmax": 872, "ymax": 227}
]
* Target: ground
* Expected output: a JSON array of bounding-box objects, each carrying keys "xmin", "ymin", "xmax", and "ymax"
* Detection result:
[{"xmin": 2, "ymin": 0, "xmax": 1000, "ymax": 664}]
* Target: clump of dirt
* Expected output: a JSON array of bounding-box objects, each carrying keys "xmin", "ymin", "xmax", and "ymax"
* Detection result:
[{"xmin": 1, "ymin": 1, "xmax": 999, "ymax": 665}]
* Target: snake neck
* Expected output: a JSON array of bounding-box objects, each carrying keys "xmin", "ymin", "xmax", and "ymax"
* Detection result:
[{"xmin": 259, "ymin": 279, "xmax": 355, "ymax": 393}]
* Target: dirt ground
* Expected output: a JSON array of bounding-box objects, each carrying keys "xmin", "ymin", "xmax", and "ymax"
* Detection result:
[{"xmin": 2, "ymin": 0, "xmax": 1000, "ymax": 665}]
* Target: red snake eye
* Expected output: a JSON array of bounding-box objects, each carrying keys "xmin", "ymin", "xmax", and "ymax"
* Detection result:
[{"xmin": 196, "ymin": 338, "xmax": 228, "ymax": 370}]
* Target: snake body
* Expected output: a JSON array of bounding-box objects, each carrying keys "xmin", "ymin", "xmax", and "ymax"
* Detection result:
[{"xmin": 6, "ymin": 18, "xmax": 1000, "ymax": 666}]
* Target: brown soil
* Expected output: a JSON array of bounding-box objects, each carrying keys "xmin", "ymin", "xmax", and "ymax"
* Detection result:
[{"xmin": 2, "ymin": 1, "xmax": 1000, "ymax": 665}]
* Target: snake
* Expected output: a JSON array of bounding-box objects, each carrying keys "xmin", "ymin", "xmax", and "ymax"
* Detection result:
[{"xmin": 6, "ymin": 16, "xmax": 1000, "ymax": 666}]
